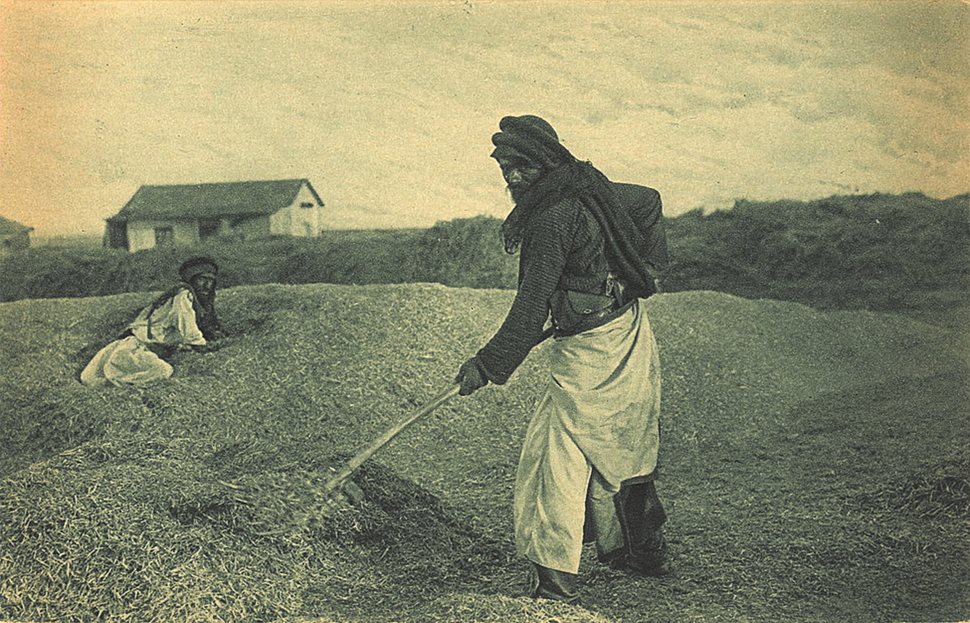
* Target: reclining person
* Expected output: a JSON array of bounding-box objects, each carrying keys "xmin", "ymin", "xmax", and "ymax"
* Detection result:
[{"xmin": 80, "ymin": 256, "xmax": 226, "ymax": 387}]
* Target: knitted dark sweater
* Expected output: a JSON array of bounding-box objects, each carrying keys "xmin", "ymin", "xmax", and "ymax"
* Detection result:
[{"xmin": 476, "ymin": 182, "xmax": 665, "ymax": 385}]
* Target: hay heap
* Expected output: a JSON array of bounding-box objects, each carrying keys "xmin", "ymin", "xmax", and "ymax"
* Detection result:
[
  {"xmin": 0, "ymin": 434, "xmax": 509, "ymax": 621},
  {"xmin": 1, "ymin": 283, "xmax": 967, "ymax": 623}
]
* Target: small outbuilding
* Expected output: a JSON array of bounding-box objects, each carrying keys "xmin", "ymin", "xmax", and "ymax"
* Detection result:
[
  {"xmin": 0, "ymin": 216, "xmax": 33, "ymax": 256},
  {"xmin": 104, "ymin": 179, "xmax": 325, "ymax": 252}
]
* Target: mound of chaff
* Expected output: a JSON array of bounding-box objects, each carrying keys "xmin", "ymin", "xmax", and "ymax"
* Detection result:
[
  {"xmin": 4, "ymin": 282, "xmax": 967, "ymax": 623},
  {"xmin": 0, "ymin": 432, "xmax": 511, "ymax": 623},
  {"xmin": 897, "ymin": 446, "xmax": 970, "ymax": 520}
]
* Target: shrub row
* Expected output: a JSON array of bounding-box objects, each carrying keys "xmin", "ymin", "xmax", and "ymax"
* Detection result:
[
  {"xmin": 1, "ymin": 194, "xmax": 967, "ymax": 316},
  {"xmin": 662, "ymin": 192, "xmax": 969, "ymax": 314}
]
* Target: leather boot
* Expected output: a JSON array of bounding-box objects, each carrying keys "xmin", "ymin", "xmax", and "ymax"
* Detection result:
[
  {"xmin": 618, "ymin": 529, "xmax": 670, "ymax": 577},
  {"xmin": 528, "ymin": 563, "xmax": 580, "ymax": 604},
  {"xmin": 611, "ymin": 479, "xmax": 671, "ymax": 577}
]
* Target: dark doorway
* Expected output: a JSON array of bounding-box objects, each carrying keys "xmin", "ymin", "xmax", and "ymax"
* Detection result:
[
  {"xmin": 106, "ymin": 221, "xmax": 128, "ymax": 250},
  {"xmin": 154, "ymin": 226, "xmax": 174, "ymax": 247},
  {"xmin": 199, "ymin": 218, "xmax": 221, "ymax": 239}
]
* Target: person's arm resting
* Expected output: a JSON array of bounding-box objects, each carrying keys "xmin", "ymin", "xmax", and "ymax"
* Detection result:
[{"xmin": 172, "ymin": 290, "xmax": 207, "ymax": 347}]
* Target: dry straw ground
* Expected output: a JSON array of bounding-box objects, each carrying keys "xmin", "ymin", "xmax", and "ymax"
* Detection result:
[{"xmin": 1, "ymin": 283, "xmax": 967, "ymax": 622}]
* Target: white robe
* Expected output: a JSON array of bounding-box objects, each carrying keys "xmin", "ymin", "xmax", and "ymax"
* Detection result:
[
  {"xmin": 80, "ymin": 288, "xmax": 207, "ymax": 387},
  {"xmin": 514, "ymin": 300, "xmax": 661, "ymax": 573}
]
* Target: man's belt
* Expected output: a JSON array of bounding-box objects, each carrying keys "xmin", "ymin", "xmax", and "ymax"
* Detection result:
[{"xmin": 550, "ymin": 289, "xmax": 626, "ymax": 337}]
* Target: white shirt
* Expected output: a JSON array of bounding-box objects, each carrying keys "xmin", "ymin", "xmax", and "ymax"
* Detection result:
[{"xmin": 128, "ymin": 288, "xmax": 207, "ymax": 347}]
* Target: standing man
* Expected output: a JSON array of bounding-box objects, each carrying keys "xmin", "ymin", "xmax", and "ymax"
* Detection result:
[
  {"xmin": 455, "ymin": 115, "xmax": 670, "ymax": 604},
  {"xmin": 80, "ymin": 256, "xmax": 226, "ymax": 387}
]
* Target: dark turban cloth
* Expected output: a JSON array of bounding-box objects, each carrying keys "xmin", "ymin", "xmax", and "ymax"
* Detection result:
[
  {"xmin": 490, "ymin": 115, "xmax": 572, "ymax": 169},
  {"xmin": 178, "ymin": 256, "xmax": 219, "ymax": 282},
  {"xmin": 490, "ymin": 114, "xmax": 661, "ymax": 298}
]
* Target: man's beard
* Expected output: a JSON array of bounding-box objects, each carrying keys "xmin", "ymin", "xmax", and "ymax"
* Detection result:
[
  {"xmin": 192, "ymin": 289, "xmax": 220, "ymax": 339},
  {"xmin": 501, "ymin": 185, "xmax": 532, "ymax": 254},
  {"xmin": 195, "ymin": 289, "xmax": 215, "ymax": 307},
  {"xmin": 190, "ymin": 285, "xmax": 217, "ymax": 319},
  {"xmin": 506, "ymin": 184, "xmax": 528, "ymax": 205}
]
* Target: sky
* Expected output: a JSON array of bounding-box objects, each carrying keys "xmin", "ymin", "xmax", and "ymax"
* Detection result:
[{"xmin": 1, "ymin": 0, "xmax": 968, "ymax": 236}]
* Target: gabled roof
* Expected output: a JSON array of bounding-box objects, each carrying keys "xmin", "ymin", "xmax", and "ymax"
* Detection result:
[
  {"xmin": 108, "ymin": 179, "xmax": 323, "ymax": 222},
  {"xmin": 0, "ymin": 215, "xmax": 33, "ymax": 237}
]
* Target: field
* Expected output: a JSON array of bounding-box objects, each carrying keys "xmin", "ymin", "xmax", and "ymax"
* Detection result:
[{"xmin": 1, "ymin": 282, "xmax": 967, "ymax": 622}]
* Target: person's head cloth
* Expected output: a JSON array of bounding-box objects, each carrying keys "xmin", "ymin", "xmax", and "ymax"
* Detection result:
[
  {"xmin": 179, "ymin": 256, "xmax": 219, "ymax": 282},
  {"xmin": 490, "ymin": 114, "xmax": 574, "ymax": 169}
]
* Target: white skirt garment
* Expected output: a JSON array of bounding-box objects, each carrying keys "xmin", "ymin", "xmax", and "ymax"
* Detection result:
[{"xmin": 514, "ymin": 300, "xmax": 661, "ymax": 572}]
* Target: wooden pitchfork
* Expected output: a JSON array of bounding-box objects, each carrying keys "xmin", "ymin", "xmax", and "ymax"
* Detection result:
[
  {"xmin": 320, "ymin": 384, "xmax": 461, "ymax": 499},
  {"xmin": 321, "ymin": 327, "xmax": 555, "ymax": 501}
]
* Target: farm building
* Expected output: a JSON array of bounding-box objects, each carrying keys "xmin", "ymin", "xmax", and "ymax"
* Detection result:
[
  {"xmin": 0, "ymin": 216, "xmax": 33, "ymax": 256},
  {"xmin": 104, "ymin": 179, "xmax": 325, "ymax": 252}
]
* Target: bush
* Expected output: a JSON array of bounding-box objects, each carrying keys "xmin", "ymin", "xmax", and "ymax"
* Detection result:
[
  {"xmin": 413, "ymin": 216, "xmax": 517, "ymax": 289},
  {"xmin": 279, "ymin": 230, "xmax": 426, "ymax": 286},
  {"xmin": 663, "ymin": 193, "xmax": 969, "ymax": 314},
  {"xmin": 1, "ymin": 194, "xmax": 967, "ymax": 323}
]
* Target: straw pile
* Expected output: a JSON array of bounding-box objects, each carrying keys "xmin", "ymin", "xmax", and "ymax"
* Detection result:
[{"xmin": 1, "ymin": 283, "xmax": 967, "ymax": 622}]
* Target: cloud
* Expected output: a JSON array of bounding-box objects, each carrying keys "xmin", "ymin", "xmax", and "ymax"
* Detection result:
[{"xmin": 1, "ymin": 1, "xmax": 966, "ymax": 234}]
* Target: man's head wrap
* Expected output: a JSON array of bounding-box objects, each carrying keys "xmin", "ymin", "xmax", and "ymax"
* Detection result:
[
  {"xmin": 178, "ymin": 256, "xmax": 219, "ymax": 282},
  {"xmin": 490, "ymin": 115, "xmax": 663, "ymax": 298},
  {"xmin": 490, "ymin": 115, "xmax": 575, "ymax": 169}
]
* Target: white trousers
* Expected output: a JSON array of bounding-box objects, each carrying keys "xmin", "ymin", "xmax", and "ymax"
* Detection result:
[{"xmin": 80, "ymin": 336, "xmax": 174, "ymax": 387}]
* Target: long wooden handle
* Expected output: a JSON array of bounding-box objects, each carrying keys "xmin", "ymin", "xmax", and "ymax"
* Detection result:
[
  {"xmin": 321, "ymin": 328, "xmax": 557, "ymax": 500},
  {"xmin": 322, "ymin": 384, "xmax": 462, "ymax": 498}
]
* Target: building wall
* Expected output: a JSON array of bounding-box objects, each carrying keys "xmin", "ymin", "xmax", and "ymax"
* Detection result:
[
  {"xmin": 227, "ymin": 214, "xmax": 272, "ymax": 239},
  {"xmin": 127, "ymin": 220, "xmax": 199, "ymax": 252},
  {"xmin": 269, "ymin": 183, "xmax": 323, "ymax": 237},
  {"xmin": 120, "ymin": 182, "xmax": 323, "ymax": 250},
  {"xmin": 127, "ymin": 214, "xmax": 278, "ymax": 251}
]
